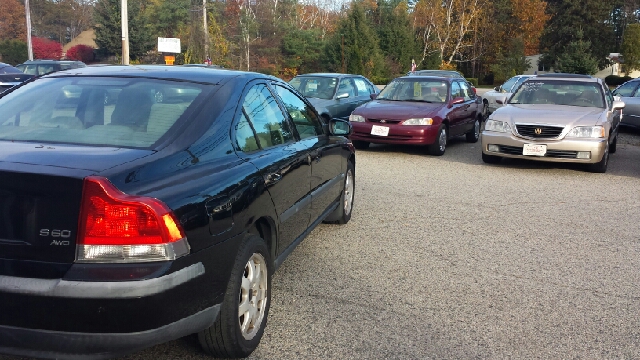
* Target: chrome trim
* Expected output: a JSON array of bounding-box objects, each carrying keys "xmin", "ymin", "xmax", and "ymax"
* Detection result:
[
  {"xmin": 514, "ymin": 123, "xmax": 567, "ymax": 140},
  {"xmin": 0, "ymin": 262, "xmax": 205, "ymax": 298}
]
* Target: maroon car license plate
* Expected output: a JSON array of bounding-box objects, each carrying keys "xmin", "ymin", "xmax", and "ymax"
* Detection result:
[{"xmin": 371, "ymin": 125, "xmax": 389, "ymax": 136}]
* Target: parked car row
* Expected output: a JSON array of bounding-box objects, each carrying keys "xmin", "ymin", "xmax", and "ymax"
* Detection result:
[{"xmin": 0, "ymin": 64, "xmax": 633, "ymax": 360}]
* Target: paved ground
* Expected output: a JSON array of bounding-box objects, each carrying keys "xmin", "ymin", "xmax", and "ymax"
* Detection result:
[{"xmin": 4, "ymin": 127, "xmax": 640, "ymax": 360}]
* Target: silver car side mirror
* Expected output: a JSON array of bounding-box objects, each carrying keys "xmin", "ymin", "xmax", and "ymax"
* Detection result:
[
  {"xmin": 612, "ymin": 100, "xmax": 625, "ymax": 110},
  {"xmin": 336, "ymin": 93, "xmax": 349, "ymax": 100}
]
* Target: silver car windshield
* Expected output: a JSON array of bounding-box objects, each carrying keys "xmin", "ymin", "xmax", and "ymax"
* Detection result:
[
  {"xmin": 289, "ymin": 77, "xmax": 337, "ymax": 100},
  {"xmin": 509, "ymin": 80, "xmax": 604, "ymax": 108},
  {"xmin": 0, "ymin": 77, "xmax": 204, "ymax": 148},
  {"xmin": 377, "ymin": 79, "xmax": 449, "ymax": 103}
]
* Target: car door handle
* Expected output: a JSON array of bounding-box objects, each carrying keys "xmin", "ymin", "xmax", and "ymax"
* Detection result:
[{"xmin": 265, "ymin": 173, "xmax": 282, "ymax": 184}]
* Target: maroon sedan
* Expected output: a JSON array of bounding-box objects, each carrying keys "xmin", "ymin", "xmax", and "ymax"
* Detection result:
[{"xmin": 349, "ymin": 76, "xmax": 483, "ymax": 155}]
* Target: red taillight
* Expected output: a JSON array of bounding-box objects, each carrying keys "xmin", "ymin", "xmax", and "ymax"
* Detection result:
[{"xmin": 77, "ymin": 177, "xmax": 189, "ymax": 263}]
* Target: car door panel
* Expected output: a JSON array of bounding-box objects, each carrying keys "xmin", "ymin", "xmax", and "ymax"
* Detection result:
[
  {"xmin": 272, "ymin": 84, "xmax": 343, "ymax": 222},
  {"xmin": 233, "ymin": 82, "xmax": 312, "ymax": 254}
]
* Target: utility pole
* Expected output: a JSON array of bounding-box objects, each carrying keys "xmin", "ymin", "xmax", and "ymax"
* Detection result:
[
  {"xmin": 341, "ymin": 34, "xmax": 345, "ymax": 73},
  {"xmin": 121, "ymin": 0, "xmax": 130, "ymax": 65},
  {"xmin": 203, "ymin": 0, "xmax": 209, "ymax": 60},
  {"xmin": 24, "ymin": 0, "xmax": 33, "ymax": 60}
]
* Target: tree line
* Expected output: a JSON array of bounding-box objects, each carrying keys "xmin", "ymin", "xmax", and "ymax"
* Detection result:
[{"xmin": 1, "ymin": 0, "xmax": 640, "ymax": 83}]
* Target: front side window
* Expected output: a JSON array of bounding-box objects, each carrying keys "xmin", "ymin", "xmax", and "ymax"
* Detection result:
[
  {"xmin": 337, "ymin": 78, "xmax": 356, "ymax": 98},
  {"xmin": 459, "ymin": 81, "xmax": 473, "ymax": 101},
  {"xmin": 510, "ymin": 80, "xmax": 605, "ymax": 108},
  {"xmin": 353, "ymin": 78, "xmax": 370, "ymax": 97},
  {"xmin": 274, "ymin": 85, "xmax": 323, "ymax": 139},
  {"xmin": 0, "ymin": 77, "xmax": 204, "ymax": 148},
  {"xmin": 289, "ymin": 76, "xmax": 337, "ymax": 100},
  {"xmin": 451, "ymin": 81, "xmax": 462, "ymax": 98},
  {"xmin": 613, "ymin": 81, "xmax": 637, "ymax": 97},
  {"xmin": 242, "ymin": 84, "xmax": 294, "ymax": 149},
  {"xmin": 500, "ymin": 76, "xmax": 519, "ymax": 92}
]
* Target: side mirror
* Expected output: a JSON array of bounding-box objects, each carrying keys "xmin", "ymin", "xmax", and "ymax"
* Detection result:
[
  {"xmin": 336, "ymin": 93, "xmax": 349, "ymax": 100},
  {"xmin": 448, "ymin": 97, "xmax": 465, "ymax": 107},
  {"xmin": 493, "ymin": 86, "xmax": 499, "ymax": 92},
  {"xmin": 613, "ymin": 95, "xmax": 621, "ymax": 101},
  {"xmin": 370, "ymin": 93, "xmax": 378, "ymax": 100},
  {"xmin": 330, "ymin": 119, "xmax": 352, "ymax": 136},
  {"xmin": 612, "ymin": 100, "xmax": 625, "ymax": 110}
]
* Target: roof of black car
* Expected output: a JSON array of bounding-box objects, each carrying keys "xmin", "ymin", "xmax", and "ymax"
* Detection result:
[{"xmin": 41, "ymin": 65, "xmax": 268, "ymax": 85}]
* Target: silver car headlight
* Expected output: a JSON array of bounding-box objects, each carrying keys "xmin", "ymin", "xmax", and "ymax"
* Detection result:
[
  {"xmin": 485, "ymin": 119, "xmax": 512, "ymax": 133},
  {"xmin": 349, "ymin": 114, "xmax": 365, "ymax": 122},
  {"xmin": 402, "ymin": 118, "xmax": 433, "ymax": 126},
  {"xmin": 566, "ymin": 126, "xmax": 605, "ymax": 138}
]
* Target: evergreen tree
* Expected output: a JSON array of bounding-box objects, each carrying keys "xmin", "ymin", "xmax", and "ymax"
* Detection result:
[
  {"xmin": 94, "ymin": 0, "xmax": 154, "ymax": 61},
  {"xmin": 323, "ymin": 2, "xmax": 385, "ymax": 79},
  {"xmin": 555, "ymin": 30, "xmax": 599, "ymax": 74},
  {"xmin": 282, "ymin": 27, "xmax": 325, "ymax": 75},
  {"xmin": 621, "ymin": 23, "xmax": 640, "ymax": 73},
  {"xmin": 540, "ymin": 0, "xmax": 617, "ymax": 70},
  {"xmin": 376, "ymin": 0, "xmax": 417, "ymax": 74},
  {"xmin": 490, "ymin": 38, "xmax": 530, "ymax": 82}
]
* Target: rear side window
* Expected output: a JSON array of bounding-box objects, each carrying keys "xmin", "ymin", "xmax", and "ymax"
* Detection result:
[
  {"xmin": 241, "ymin": 84, "xmax": 294, "ymax": 149},
  {"xmin": 0, "ymin": 77, "xmax": 204, "ymax": 148},
  {"xmin": 235, "ymin": 114, "xmax": 260, "ymax": 152}
]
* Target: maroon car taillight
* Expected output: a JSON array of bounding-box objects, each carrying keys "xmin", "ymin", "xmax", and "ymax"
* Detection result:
[{"xmin": 76, "ymin": 176, "xmax": 189, "ymax": 263}]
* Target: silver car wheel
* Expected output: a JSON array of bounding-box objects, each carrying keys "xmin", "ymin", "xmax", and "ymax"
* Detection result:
[
  {"xmin": 474, "ymin": 120, "xmax": 480, "ymax": 139},
  {"xmin": 343, "ymin": 169, "xmax": 354, "ymax": 216},
  {"xmin": 238, "ymin": 253, "xmax": 268, "ymax": 340},
  {"xmin": 438, "ymin": 128, "xmax": 447, "ymax": 152}
]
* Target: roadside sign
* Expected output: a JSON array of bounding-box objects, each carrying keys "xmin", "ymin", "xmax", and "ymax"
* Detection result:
[{"xmin": 158, "ymin": 38, "xmax": 181, "ymax": 54}]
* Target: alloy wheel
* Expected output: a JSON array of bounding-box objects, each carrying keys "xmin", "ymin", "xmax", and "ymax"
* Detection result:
[
  {"xmin": 238, "ymin": 253, "xmax": 268, "ymax": 340},
  {"xmin": 343, "ymin": 169, "xmax": 354, "ymax": 216}
]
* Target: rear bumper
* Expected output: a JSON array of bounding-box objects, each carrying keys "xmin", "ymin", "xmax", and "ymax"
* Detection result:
[
  {"xmin": 481, "ymin": 131, "xmax": 607, "ymax": 163},
  {"xmin": 0, "ymin": 305, "xmax": 219, "ymax": 360},
  {"xmin": 350, "ymin": 123, "xmax": 440, "ymax": 145},
  {"xmin": 0, "ymin": 232, "xmax": 245, "ymax": 359}
]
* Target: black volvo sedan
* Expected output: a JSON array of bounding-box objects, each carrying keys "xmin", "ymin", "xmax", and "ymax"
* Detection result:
[{"xmin": 0, "ymin": 66, "xmax": 355, "ymax": 359}]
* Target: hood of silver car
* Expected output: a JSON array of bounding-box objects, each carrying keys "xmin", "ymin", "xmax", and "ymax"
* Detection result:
[{"xmin": 490, "ymin": 104, "xmax": 605, "ymax": 126}]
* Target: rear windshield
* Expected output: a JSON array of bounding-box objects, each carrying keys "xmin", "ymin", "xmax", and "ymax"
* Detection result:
[
  {"xmin": 377, "ymin": 78, "xmax": 449, "ymax": 103},
  {"xmin": 0, "ymin": 76, "xmax": 205, "ymax": 148},
  {"xmin": 509, "ymin": 80, "xmax": 604, "ymax": 108}
]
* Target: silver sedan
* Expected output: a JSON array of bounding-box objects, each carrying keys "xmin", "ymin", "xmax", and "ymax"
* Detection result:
[{"xmin": 481, "ymin": 74, "xmax": 624, "ymax": 173}]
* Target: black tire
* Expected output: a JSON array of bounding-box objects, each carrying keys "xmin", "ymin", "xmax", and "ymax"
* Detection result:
[
  {"xmin": 588, "ymin": 144, "xmax": 609, "ymax": 173},
  {"xmin": 428, "ymin": 124, "xmax": 447, "ymax": 156},
  {"xmin": 323, "ymin": 161, "xmax": 355, "ymax": 224},
  {"xmin": 609, "ymin": 135, "xmax": 617, "ymax": 154},
  {"xmin": 198, "ymin": 234, "xmax": 272, "ymax": 358},
  {"xmin": 466, "ymin": 117, "xmax": 481, "ymax": 143},
  {"xmin": 482, "ymin": 152, "xmax": 502, "ymax": 164},
  {"xmin": 352, "ymin": 140, "xmax": 370, "ymax": 150}
]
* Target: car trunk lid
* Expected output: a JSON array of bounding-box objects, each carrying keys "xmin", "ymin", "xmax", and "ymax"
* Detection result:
[{"xmin": 0, "ymin": 142, "xmax": 154, "ymax": 275}]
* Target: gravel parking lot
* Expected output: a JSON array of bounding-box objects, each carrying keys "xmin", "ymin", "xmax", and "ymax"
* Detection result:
[{"xmin": 4, "ymin": 128, "xmax": 640, "ymax": 360}]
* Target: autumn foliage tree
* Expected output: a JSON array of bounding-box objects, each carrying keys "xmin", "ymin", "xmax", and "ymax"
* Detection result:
[
  {"xmin": 66, "ymin": 44, "xmax": 94, "ymax": 63},
  {"xmin": 32, "ymin": 37, "xmax": 63, "ymax": 60},
  {"xmin": 0, "ymin": 0, "xmax": 27, "ymax": 41}
]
